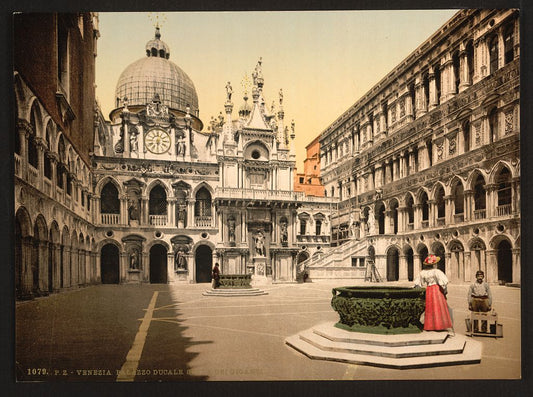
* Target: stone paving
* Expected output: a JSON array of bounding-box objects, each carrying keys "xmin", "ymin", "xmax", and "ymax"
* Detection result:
[{"xmin": 15, "ymin": 279, "xmax": 521, "ymax": 382}]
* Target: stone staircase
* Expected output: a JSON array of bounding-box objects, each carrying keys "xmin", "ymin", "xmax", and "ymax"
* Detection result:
[
  {"xmin": 286, "ymin": 322, "xmax": 482, "ymax": 369},
  {"xmin": 202, "ymin": 288, "xmax": 268, "ymax": 297}
]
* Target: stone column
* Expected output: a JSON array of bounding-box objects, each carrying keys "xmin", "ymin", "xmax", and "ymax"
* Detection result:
[
  {"xmin": 399, "ymin": 254, "xmax": 408, "ymax": 281},
  {"xmin": 444, "ymin": 195, "xmax": 453, "ymax": 225},
  {"xmin": 384, "ymin": 210, "xmax": 392, "ymax": 234},
  {"xmin": 486, "ymin": 250, "xmax": 498, "ymax": 283},
  {"xmin": 485, "ymin": 184, "xmax": 497, "ymax": 218},
  {"xmin": 512, "ymin": 248, "xmax": 520, "ymax": 284},
  {"xmin": 188, "ymin": 199, "xmax": 195, "ymax": 228},
  {"xmin": 408, "ymin": 149, "xmax": 416, "ymax": 175},
  {"xmin": 38, "ymin": 240, "xmax": 49, "ymax": 292},
  {"xmin": 384, "ymin": 160, "xmax": 391, "ymax": 184},
  {"xmin": 63, "ymin": 247, "xmax": 71, "ymax": 288},
  {"xmin": 511, "ymin": 177, "xmax": 519, "ymax": 214},
  {"xmin": 374, "ymin": 164, "xmax": 382, "ymax": 189},
  {"xmin": 464, "ymin": 251, "xmax": 472, "ymax": 283},
  {"xmin": 427, "ymin": 199, "xmax": 436, "ymax": 227},
  {"xmin": 21, "ymin": 237, "xmax": 34, "ymax": 299},
  {"xmin": 141, "ymin": 197, "xmax": 149, "ymax": 225},
  {"xmin": 397, "ymin": 206, "xmax": 406, "ymax": 233},
  {"xmin": 168, "ymin": 198, "xmax": 176, "ymax": 227},
  {"xmin": 413, "ymin": 253, "xmax": 421, "ymax": 282},
  {"xmin": 120, "ymin": 196, "xmax": 128, "ymax": 225},
  {"xmin": 445, "ymin": 252, "xmax": 453, "ymax": 281},
  {"xmin": 428, "ymin": 66, "xmax": 438, "ymax": 110},
  {"xmin": 414, "ymin": 204, "xmax": 422, "ymax": 230},
  {"xmin": 458, "ymin": 42, "xmax": 470, "ymax": 92},
  {"xmin": 399, "ymin": 154, "xmax": 405, "ymax": 178},
  {"xmin": 442, "ymin": 52, "xmax": 454, "ymax": 101},
  {"xmin": 464, "ymin": 190, "xmax": 474, "ymax": 222}
]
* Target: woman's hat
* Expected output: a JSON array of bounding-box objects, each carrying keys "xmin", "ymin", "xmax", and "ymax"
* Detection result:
[{"xmin": 423, "ymin": 254, "xmax": 441, "ymax": 265}]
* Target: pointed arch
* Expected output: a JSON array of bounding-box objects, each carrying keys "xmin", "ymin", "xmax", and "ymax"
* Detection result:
[
  {"xmin": 16, "ymin": 207, "xmax": 33, "ymax": 237},
  {"xmin": 96, "ymin": 176, "xmax": 123, "ymax": 196},
  {"xmin": 146, "ymin": 179, "xmax": 171, "ymax": 198}
]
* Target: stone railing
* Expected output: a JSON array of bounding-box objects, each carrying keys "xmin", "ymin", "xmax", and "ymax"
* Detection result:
[
  {"xmin": 14, "ymin": 154, "xmax": 22, "ymax": 178},
  {"xmin": 27, "ymin": 164, "xmax": 39, "ymax": 187},
  {"xmin": 219, "ymin": 274, "xmax": 252, "ymax": 289},
  {"xmin": 453, "ymin": 213, "xmax": 465, "ymax": 223},
  {"xmin": 43, "ymin": 179, "xmax": 52, "ymax": 197},
  {"xmin": 497, "ymin": 204, "xmax": 511, "ymax": 217},
  {"xmin": 474, "ymin": 209, "xmax": 486, "ymax": 220},
  {"xmin": 101, "ymin": 213, "xmax": 120, "ymax": 225},
  {"xmin": 195, "ymin": 216, "xmax": 212, "ymax": 228},
  {"xmin": 297, "ymin": 235, "xmax": 330, "ymax": 244},
  {"xmin": 216, "ymin": 187, "xmax": 304, "ymax": 201},
  {"xmin": 149, "ymin": 215, "xmax": 168, "ymax": 226}
]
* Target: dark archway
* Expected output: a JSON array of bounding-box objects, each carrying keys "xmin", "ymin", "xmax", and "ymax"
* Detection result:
[
  {"xmin": 297, "ymin": 251, "xmax": 309, "ymax": 264},
  {"xmin": 195, "ymin": 245, "xmax": 212, "ymax": 283},
  {"xmin": 386, "ymin": 247, "xmax": 399, "ymax": 281},
  {"xmin": 15, "ymin": 217, "xmax": 23, "ymax": 299},
  {"xmin": 101, "ymin": 244, "xmax": 119, "ymax": 284},
  {"xmin": 497, "ymin": 240, "xmax": 512, "ymax": 284},
  {"xmin": 150, "ymin": 244, "xmax": 168, "ymax": 284}
]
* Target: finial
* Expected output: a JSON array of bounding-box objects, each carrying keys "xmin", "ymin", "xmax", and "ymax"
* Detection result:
[
  {"xmin": 123, "ymin": 96, "xmax": 129, "ymax": 111},
  {"xmin": 225, "ymin": 81, "xmax": 233, "ymax": 102},
  {"xmin": 279, "ymin": 88, "xmax": 284, "ymax": 106},
  {"xmin": 148, "ymin": 12, "xmax": 167, "ymax": 30}
]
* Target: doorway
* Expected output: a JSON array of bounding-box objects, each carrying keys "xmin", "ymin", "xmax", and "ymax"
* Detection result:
[
  {"xmin": 195, "ymin": 245, "xmax": 213, "ymax": 283},
  {"xmin": 150, "ymin": 244, "xmax": 168, "ymax": 283},
  {"xmin": 101, "ymin": 244, "xmax": 119, "ymax": 284}
]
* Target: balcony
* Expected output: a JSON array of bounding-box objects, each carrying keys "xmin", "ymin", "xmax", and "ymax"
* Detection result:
[
  {"xmin": 453, "ymin": 214, "xmax": 465, "ymax": 223},
  {"xmin": 27, "ymin": 164, "xmax": 39, "ymax": 187},
  {"xmin": 497, "ymin": 204, "xmax": 512, "ymax": 217},
  {"xmin": 474, "ymin": 209, "xmax": 486, "ymax": 220},
  {"xmin": 101, "ymin": 213, "xmax": 120, "ymax": 225},
  {"xmin": 297, "ymin": 235, "xmax": 330, "ymax": 244},
  {"xmin": 437, "ymin": 217, "xmax": 445, "ymax": 226},
  {"xmin": 216, "ymin": 187, "xmax": 303, "ymax": 201},
  {"xmin": 421, "ymin": 220, "xmax": 429, "ymax": 229},
  {"xmin": 149, "ymin": 215, "xmax": 168, "ymax": 226},
  {"xmin": 43, "ymin": 178, "xmax": 52, "ymax": 196},
  {"xmin": 407, "ymin": 223, "xmax": 414, "ymax": 231},
  {"xmin": 14, "ymin": 154, "xmax": 22, "ymax": 178},
  {"xmin": 195, "ymin": 216, "xmax": 212, "ymax": 228}
]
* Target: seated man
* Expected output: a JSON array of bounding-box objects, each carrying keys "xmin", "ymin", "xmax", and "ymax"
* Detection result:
[{"xmin": 468, "ymin": 270, "xmax": 493, "ymax": 332}]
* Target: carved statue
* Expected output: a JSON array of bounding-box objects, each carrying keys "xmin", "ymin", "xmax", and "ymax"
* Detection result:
[
  {"xmin": 226, "ymin": 81, "xmax": 233, "ymax": 101},
  {"xmin": 367, "ymin": 207, "xmax": 376, "ymax": 235},
  {"xmin": 129, "ymin": 126, "xmax": 139, "ymax": 153},
  {"xmin": 129, "ymin": 249, "xmax": 140, "ymax": 270},
  {"xmin": 177, "ymin": 137, "xmax": 186, "ymax": 156},
  {"xmin": 128, "ymin": 199, "xmax": 140, "ymax": 222},
  {"xmin": 254, "ymin": 231, "xmax": 265, "ymax": 257},
  {"xmin": 280, "ymin": 220, "xmax": 288, "ymax": 244},
  {"xmin": 228, "ymin": 218, "xmax": 236, "ymax": 242}
]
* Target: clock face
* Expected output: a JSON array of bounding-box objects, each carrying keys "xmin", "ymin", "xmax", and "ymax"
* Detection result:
[{"xmin": 145, "ymin": 129, "xmax": 171, "ymax": 154}]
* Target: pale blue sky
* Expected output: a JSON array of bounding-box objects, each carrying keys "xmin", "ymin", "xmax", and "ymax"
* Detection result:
[{"xmin": 95, "ymin": 10, "xmax": 459, "ymax": 169}]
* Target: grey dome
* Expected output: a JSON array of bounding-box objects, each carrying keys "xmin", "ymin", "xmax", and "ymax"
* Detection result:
[{"xmin": 115, "ymin": 28, "xmax": 199, "ymax": 116}]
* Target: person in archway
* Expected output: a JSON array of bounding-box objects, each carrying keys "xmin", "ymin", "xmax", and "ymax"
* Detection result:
[
  {"xmin": 413, "ymin": 254, "xmax": 453, "ymax": 334},
  {"xmin": 212, "ymin": 262, "xmax": 220, "ymax": 289}
]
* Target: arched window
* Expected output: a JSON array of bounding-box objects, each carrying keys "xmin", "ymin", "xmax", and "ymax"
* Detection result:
[
  {"xmin": 315, "ymin": 220, "xmax": 322, "ymax": 236},
  {"xmin": 466, "ymin": 41, "xmax": 475, "ymax": 84},
  {"xmin": 474, "ymin": 174, "xmax": 486, "ymax": 210},
  {"xmin": 434, "ymin": 63, "xmax": 441, "ymax": 105},
  {"xmin": 44, "ymin": 125, "xmax": 52, "ymax": 179},
  {"xmin": 149, "ymin": 185, "xmax": 168, "ymax": 215},
  {"xmin": 436, "ymin": 186, "xmax": 445, "ymax": 219},
  {"xmin": 504, "ymin": 25, "xmax": 515, "ymax": 64},
  {"xmin": 377, "ymin": 203, "xmax": 385, "ymax": 234},
  {"xmin": 28, "ymin": 107, "xmax": 39, "ymax": 169},
  {"xmin": 300, "ymin": 219, "xmax": 307, "ymax": 235},
  {"xmin": 463, "ymin": 121, "xmax": 471, "ymax": 152},
  {"xmin": 421, "ymin": 192, "xmax": 429, "ymax": 222},
  {"xmin": 453, "ymin": 182, "xmax": 464, "ymax": 214},
  {"xmin": 489, "ymin": 35, "xmax": 499, "ymax": 74},
  {"xmin": 194, "ymin": 187, "xmax": 211, "ymax": 217},
  {"xmin": 496, "ymin": 168, "xmax": 512, "ymax": 206},
  {"xmin": 101, "ymin": 182, "xmax": 120, "ymax": 214},
  {"xmin": 406, "ymin": 195, "xmax": 415, "ymax": 225},
  {"xmin": 488, "ymin": 108, "xmax": 498, "ymax": 143}
]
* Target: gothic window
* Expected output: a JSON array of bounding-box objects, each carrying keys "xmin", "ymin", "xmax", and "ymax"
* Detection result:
[
  {"xmin": 149, "ymin": 185, "xmax": 168, "ymax": 215},
  {"xmin": 504, "ymin": 25, "xmax": 514, "ymax": 64},
  {"xmin": 44, "ymin": 126, "xmax": 52, "ymax": 179},
  {"xmin": 489, "ymin": 35, "xmax": 499, "ymax": 75},
  {"xmin": 406, "ymin": 195, "xmax": 415, "ymax": 224},
  {"xmin": 452, "ymin": 51, "xmax": 460, "ymax": 93},
  {"xmin": 101, "ymin": 182, "xmax": 120, "ymax": 214},
  {"xmin": 474, "ymin": 174, "xmax": 486, "ymax": 210},
  {"xmin": 194, "ymin": 187, "xmax": 211, "ymax": 217},
  {"xmin": 28, "ymin": 105, "xmax": 39, "ymax": 169},
  {"xmin": 377, "ymin": 202, "xmax": 385, "ymax": 235},
  {"xmin": 496, "ymin": 168, "xmax": 512, "ymax": 206},
  {"xmin": 463, "ymin": 121, "xmax": 471, "ymax": 152},
  {"xmin": 453, "ymin": 182, "xmax": 464, "ymax": 214},
  {"xmin": 66, "ymin": 173, "xmax": 72, "ymax": 196},
  {"xmin": 466, "ymin": 41, "xmax": 474, "ymax": 84},
  {"xmin": 434, "ymin": 63, "xmax": 441, "ymax": 104},
  {"xmin": 489, "ymin": 108, "xmax": 498, "ymax": 143},
  {"xmin": 421, "ymin": 192, "xmax": 429, "ymax": 221},
  {"xmin": 436, "ymin": 185, "xmax": 445, "ymax": 219},
  {"xmin": 426, "ymin": 140, "xmax": 433, "ymax": 167},
  {"xmin": 57, "ymin": 21, "xmax": 69, "ymax": 95}
]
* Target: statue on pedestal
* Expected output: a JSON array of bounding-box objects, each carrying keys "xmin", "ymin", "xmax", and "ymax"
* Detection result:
[{"xmin": 254, "ymin": 231, "xmax": 265, "ymax": 257}]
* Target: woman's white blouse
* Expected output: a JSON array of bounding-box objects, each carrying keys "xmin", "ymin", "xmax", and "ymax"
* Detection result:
[{"xmin": 413, "ymin": 268, "xmax": 449, "ymax": 288}]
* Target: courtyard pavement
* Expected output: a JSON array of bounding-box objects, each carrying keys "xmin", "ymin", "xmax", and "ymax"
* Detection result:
[{"xmin": 14, "ymin": 279, "xmax": 523, "ymax": 387}]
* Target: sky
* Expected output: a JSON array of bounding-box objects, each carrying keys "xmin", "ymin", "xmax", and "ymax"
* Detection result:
[{"xmin": 95, "ymin": 10, "xmax": 459, "ymax": 170}]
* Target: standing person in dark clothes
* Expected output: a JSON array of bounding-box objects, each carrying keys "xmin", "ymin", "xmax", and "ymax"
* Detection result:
[{"xmin": 212, "ymin": 263, "xmax": 220, "ymax": 289}]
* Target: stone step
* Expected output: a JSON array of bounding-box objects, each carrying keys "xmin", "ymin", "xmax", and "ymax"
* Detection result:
[
  {"xmin": 299, "ymin": 329, "xmax": 466, "ymax": 359},
  {"xmin": 313, "ymin": 322, "xmax": 449, "ymax": 347},
  {"xmin": 202, "ymin": 288, "xmax": 268, "ymax": 296},
  {"xmin": 286, "ymin": 332, "xmax": 482, "ymax": 369}
]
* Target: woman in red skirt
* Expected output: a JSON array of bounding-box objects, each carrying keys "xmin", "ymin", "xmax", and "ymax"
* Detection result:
[{"xmin": 414, "ymin": 255, "xmax": 453, "ymax": 332}]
